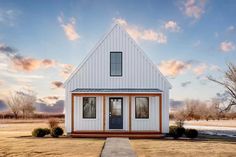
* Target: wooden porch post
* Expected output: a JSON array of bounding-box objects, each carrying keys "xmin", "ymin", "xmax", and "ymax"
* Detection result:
[
  {"xmin": 159, "ymin": 94, "xmax": 162, "ymax": 133},
  {"xmin": 103, "ymin": 96, "xmax": 106, "ymax": 131},
  {"xmin": 71, "ymin": 93, "xmax": 74, "ymax": 133},
  {"xmin": 129, "ymin": 96, "xmax": 132, "ymax": 132}
]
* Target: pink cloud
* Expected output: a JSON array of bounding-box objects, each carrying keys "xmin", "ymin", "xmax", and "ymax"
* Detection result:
[
  {"xmin": 113, "ymin": 18, "xmax": 167, "ymax": 43},
  {"xmin": 220, "ymin": 41, "xmax": 235, "ymax": 52}
]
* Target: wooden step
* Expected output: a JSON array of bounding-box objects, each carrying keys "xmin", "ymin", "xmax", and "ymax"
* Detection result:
[
  {"xmin": 71, "ymin": 133, "xmax": 164, "ymax": 139},
  {"xmin": 72, "ymin": 131, "xmax": 161, "ymax": 135}
]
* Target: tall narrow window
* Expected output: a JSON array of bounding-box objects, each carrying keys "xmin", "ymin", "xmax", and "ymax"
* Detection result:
[
  {"xmin": 110, "ymin": 52, "xmax": 122, "ymax": 76},
  {"xmin": 135, "ymin": 97, "xmax": 149, "ymax": 119},
  {"xmin": 83, "ymin": 97, "xmax": 96, "ymax": 119}
]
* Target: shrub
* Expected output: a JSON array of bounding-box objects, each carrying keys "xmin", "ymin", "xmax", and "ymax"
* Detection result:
[
  {"xmin": 44, "ymin": 128, "xmax": 51, "ymax": 135},
  {"xmin": 48, "ymin": 118, "xmax": 59, "ymax": 129},
  {"xmin": 169, "ymin": 126, "xmax": 185, "ymax": 138},
  {"xmin": 185, "ymin": 129, "xmax": 198, "ymax": 138},
  {"xmin": 50, "ymin": 127, "xmax": 64, "ymax": 138},
  {"xmin": 32, "ymin": 128, "xmax": 46, "ymax": 137}
]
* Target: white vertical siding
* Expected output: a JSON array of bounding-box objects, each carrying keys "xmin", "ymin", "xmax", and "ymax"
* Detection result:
[
  {"xmin": 64, "ymin": 24, "xmax": 171, "ymax": 133},
  {"xmin": 65, "ymin": 24, "xmax": 169, "ymax": 90},
  {"xmin": 131, "ymin": 96, "xmax": 159, "ymax": 131},
  {"xmin": 73, "ymin": 96, "xmax": 103, "ymax": 131}
]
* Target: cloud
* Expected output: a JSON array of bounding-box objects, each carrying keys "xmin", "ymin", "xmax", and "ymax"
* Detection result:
[
  {"xmin": 0, "ymin": 99, "xmax": 8, "ymax": 111},
  {"xmin": 38, "ymin": 96, "xmax": 60, "ymax": 105},
  {"xmin": 220, "ymin": 41, "xmax": 235, "ymax": 52},
  {"xmin": 180, "ymin": 0, "xmax": 206, "ymax": 20},
  {"xmin": 0, "ymin": 43, "xmax": 56, "ymax": 72},
  {"xmin": 58, "ymin": 15, "xmax": 80, "ymax": 41},
  {"xmin": 159, "ymin": 59, "xmax": 219, "ymax": 78},
  {"xmin": 159, "ymin": 60, "xmax": 191, "ymax": 77},
  {"xmin": 51, "ymin": 81, "xmax": 63, "ymax": 89},
  {"xmin": 193, "ymin": 63, "xmax": 207, "ymax": 75},
  {"xmin": 227, "ymin": 25, "xmax": 235, "ymax": 32},
  {"xmin": 181, "ymin": 81, "xmax": 191, "ymax": 87},
  {"xmin": 0, "ymin": 9, "xmax": 20, "ymax": 26},
  {"xmin": 59, "ymin": 64, "xmax": 75, "ymax": 78},
  {"xmin": 164, "ymin": 20, "xmax": 180, "ymax": 32},
  {"xmin": 170, "ymin": 99, "xmax": 184, "ymax": 112},
  {"xmin": 0, "ymin": 80, "xmax": 4, "ymax": 86},
  {"xmin": 114, "ymin": 18, "xmax": 167, "ymax": 43},
  {"xmin": 35, "ymin": 100, "xmax": 64, "ymax": 113}
]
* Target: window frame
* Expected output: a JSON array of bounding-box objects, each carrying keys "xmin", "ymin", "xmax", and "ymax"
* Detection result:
[
  {"xmin": 110, "ymin": 51, "xmax": 122, "ymax": 77},
  {"xmin": 135, "ymin": 97, "xmax": 149, "ymax": 119},
  {"xmin": 82, "ymin": 97, "xmax": 96, "ymax": 119}
]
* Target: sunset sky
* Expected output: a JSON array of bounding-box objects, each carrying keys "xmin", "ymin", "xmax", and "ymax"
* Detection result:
[{"xmin": 0, "ymin": 0, "xmax": 236, "ymax": 108}]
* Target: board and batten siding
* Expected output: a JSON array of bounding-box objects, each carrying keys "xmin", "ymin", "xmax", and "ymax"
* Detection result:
[
  {"xmin": 131, "ymin": 96, "xmax": 159, "ymax": 131},
  {"xmin": 71, "ymin": 95, "xmax": 160, "ymax": 131},
  {"xmin": 64, "ymin": 24, "xmax": 171, "ymax": 133},
  {"xmin": 74, "ymin": 96, "xmax": 103, "ymax": 131}
]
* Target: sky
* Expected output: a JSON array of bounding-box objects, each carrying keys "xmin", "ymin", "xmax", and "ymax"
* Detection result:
[{"xmin": 0, "ymin": 0, "xmax": 236, "ymax": 109}]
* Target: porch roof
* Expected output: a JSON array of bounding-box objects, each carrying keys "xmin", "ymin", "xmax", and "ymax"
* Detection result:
[{"xmin": 71, "ymin": 88, "xmax": 162, "ymax": 93}]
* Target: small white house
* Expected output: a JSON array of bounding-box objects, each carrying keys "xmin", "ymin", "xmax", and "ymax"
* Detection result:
[{"xmin": 64, "ymin": 23, "xmax": 171, "ymax": 137}]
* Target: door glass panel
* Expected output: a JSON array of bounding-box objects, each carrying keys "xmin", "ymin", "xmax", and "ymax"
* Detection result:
[{"xmin": 110, "ymin": 98, "xmax": 122, "ymax": 116}]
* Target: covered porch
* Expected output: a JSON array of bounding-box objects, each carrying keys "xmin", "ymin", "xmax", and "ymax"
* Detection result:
[{"xmin": 70, "ymin": 88, "xmax": 163, "ymax": 138}]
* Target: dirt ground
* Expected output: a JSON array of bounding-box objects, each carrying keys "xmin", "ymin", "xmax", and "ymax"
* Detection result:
[
  {"xmin": 131, "ymin": 136, "xmax": 236, "ymax": 157},
  {"xmin": 0, "ymin": 121, "xmax": 104, "ymax": 157}
]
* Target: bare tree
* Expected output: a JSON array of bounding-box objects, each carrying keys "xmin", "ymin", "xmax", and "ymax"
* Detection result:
[
  {"xmin": 208, "ymin": 63, "xmax": 236, "ymax": 112},
  {"xmin": 5, "ymin": 92, "xmax": 21, "ymax": 119},
  {"xmin": 5, "ymin": 89, "xmax": 36, "ymax": 119}
]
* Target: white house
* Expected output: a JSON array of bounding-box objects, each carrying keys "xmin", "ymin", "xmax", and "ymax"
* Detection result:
[{"xmin": 64, "ymin": 23, "xmax": 171, "ymax": 138}]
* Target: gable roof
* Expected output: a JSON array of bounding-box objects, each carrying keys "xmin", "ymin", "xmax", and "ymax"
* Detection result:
[{"xmin": 64, "ymin": 23, "xmax": 171, "ymax": 89}]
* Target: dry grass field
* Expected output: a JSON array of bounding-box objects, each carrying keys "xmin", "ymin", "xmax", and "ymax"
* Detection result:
[
  {"xmin": 0, "ymin": 120, "xmax": 104, "ymax": 157},
  {"xmin": 131, "ymin": 136, "xmax": 236, "ymax": 157},
  {"xmin": 1, "ymin": 119, "xmax": 236, "ymax": 157}
]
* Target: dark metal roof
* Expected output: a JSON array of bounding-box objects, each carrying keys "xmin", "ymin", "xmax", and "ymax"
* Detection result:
[{"xmin": 71, "ymin": 88, "xmax": 162, "ymax": 93}]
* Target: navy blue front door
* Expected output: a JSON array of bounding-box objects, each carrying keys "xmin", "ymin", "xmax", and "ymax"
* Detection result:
[{"xmin": 109, "ymin": 98, "xmax": 123, "ymax": 129}]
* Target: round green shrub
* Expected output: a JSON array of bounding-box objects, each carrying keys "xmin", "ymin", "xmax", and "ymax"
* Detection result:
[
  {"xmin": 185, "ymin": 129, "xmax": 198, "ymax": 138},
  {"xmin": 169, "ymin": 126, "xmax": 185, "ymax": 138},
  {"xmin": 50, "ymin": 127, "xmax": 64, "ymax": 138},
  {"xmin": 43, "ymin": 128, "xmax": 51, "ymax": 135},
  {"xmin": 32, "ymin": 128, "xmax": 46, "ymax": 137}
]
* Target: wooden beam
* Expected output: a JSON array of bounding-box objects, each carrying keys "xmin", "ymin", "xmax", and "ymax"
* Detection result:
[
  {"xmin": 71, "ymin": 93, "xmax": 74, "ymax": 133},
  {"xmin": 129, "ymin": 96, "xmax": 132, "ymax": 132},
  {"xmin": 103, "ymin": 96, "xmax": 106, "ymax": 131},
  {"xmin": 159, "ymin": 94, "xmax": 162, "ymax": 133},
  {"xmin": 72, "ymin": 93, "xmax": 161, "ymax": 97}
]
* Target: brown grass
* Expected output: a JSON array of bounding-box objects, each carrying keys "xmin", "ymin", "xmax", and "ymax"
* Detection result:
[
  {"xmin": 131, "ymin": 137, "xmax": 236, "ymax": 157},
  {"xmin": 0, "ymin": 121, "xmax": 104, "ymax": 157}
]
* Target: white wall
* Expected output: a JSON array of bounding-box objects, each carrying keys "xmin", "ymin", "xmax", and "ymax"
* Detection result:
[
  {"xmin": 64, "ymin": 24, "xmax": 170, "ymax": 133},
  {"xmin": 74, "ymin": 96, "xmax": 103, "ymax": 131},
  {"xmin": 131, "ymin": 96, "xmax": 159, "ymax": 131}
]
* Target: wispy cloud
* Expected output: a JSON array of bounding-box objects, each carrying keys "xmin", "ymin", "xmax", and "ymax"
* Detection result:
[
  {"xmin": 113, "ymin": 18, "xmax": 167, "ymax": 43},
  {"xmin": 220, "ymin": 41, "xmax": 235, "ymax": 52},
  {"xmin": 59, "ymin": 63, "xmax": 75, "ymax": 79},
  {"xmin": 227, "ymin": 25, "xmax": 235, "ymax": 32},
  {"xmin": 58, "ymin": 15, "xmax": 80, "ymax": 41},
  {"xmin": 0, "ymin": 9, "xmax": 20, "ymax": 26},
  {"xmin": 180, "ymin": 0, "xmax": 207, "ymax": 20},
  {"xmin": 51, "ymin": 81, "xmax": 63, "ymax": 89},
  {"xmin": 0, "ymin": 43, "xmax": 56, "ymax": 72},
  {"xmin": 159, "ymin": 60, "xmax": 190, "ymax": 77},
  {"xmin": 181, "ymin": 81, "xmax": 191, "ymax": 87},
  {"xmin": 159, "ymin": 59, "xmax": 219, "ymax": 78},
  {"xmin": 193, "ymin": 63, "xmax": 207, "ymax": 75},
  {"xmin": 0, "ymin": 80, "xmax": 4, "ymax": 86},
  {"xmin": 164, "ymin": 20, "xmax": 180, "ymax": 32}
]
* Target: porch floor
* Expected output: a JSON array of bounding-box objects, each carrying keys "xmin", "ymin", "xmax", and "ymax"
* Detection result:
[{"xmin": 71, "ymin": 131, "xmax": 165, "ymax": 139}]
